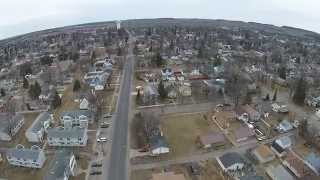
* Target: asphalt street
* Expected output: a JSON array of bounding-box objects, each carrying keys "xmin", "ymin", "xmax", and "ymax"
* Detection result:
[{"xmin": 105, "ymin": 36, "xmax": 134, "ymax": 180}]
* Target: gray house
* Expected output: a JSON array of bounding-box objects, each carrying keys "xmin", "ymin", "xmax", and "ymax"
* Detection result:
[
  {"xmin": 60, "ymin": 110, "xmax": 94, "ymax": 128},
  {"xmin": 25, "ymin": 112, "xmax": 52, "ymax": 143},
  {"xmin": 0, "ymin": 113, "xmax": 24, "ymax": 141},
  {"xmin": 47, "ymin": 127, "xmax": 88, "ymax": 147},
  {"xmin": 43, "ymin": 150, "xmax": 77, "ymax": 180},
  {"xmin": 6, "ymin": 147, "xmax": 46, "ymax": 169}
]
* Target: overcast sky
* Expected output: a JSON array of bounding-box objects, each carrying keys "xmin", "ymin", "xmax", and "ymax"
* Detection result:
[{"xmin": 0, "ymin": 0, "xmax": 319, "ymax": 40}]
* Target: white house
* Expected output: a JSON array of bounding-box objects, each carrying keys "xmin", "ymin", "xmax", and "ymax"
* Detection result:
[
  {"xmin": 216, "ymin": 152, "xmax": 245, "ymax": 172},
  {"xmin": 0, "ymin": 113, "xmax": 24, "ymax": 141},
  {"xmin": 47, "ymin": 127, "xmax": 88, "ymax": 147},
  {"xmin": 79, "ymin": 98, "xmax": 89, "ymax": 110},
  {"xmin": 6, "ymin": 146, "xmax": 46, "ymax": 169},
  {"xmin": 150, "ymin": 135, "xmax": 170, "ymax": 156},
  {"xmin": 44, "ymin": 150, "xmax": 77, "ymax": 180},
  {"xmin": 25, "ymin": 112, "xmax": 52, "ymax": 143},
  {"xmin": 60, "ymin": 110, "xmax": 94, "ymax": 128}
]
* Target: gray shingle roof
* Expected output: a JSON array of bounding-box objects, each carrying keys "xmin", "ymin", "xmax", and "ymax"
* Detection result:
[
  {"xmin": 47, "ymin": 127, "xmax": 86, "ymax": 139},
  {"xmin": 26, "ymin": 112, "xmax": 51, "ymax": 133},
  {"xmin": 6, "ymin": 148, "xmax": 41, "ymax": 161},
  {"xmin": 60, "ymin": 110, "xmax": 93, "ymax": 119},
  {"xmin": 219, "ymin": 152, "xmax": 245, "ymax": 168},
  {"xmin": 44, "ymin": 150, "xmax": 74, "ymax": 180}
]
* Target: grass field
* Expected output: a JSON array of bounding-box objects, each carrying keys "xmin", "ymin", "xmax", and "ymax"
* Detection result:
[{"xmin": 161, "ymin": 113, "xmax": 213, "ymax": 157}]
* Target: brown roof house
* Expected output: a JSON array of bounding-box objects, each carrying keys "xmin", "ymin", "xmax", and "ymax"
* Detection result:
[
  {"xmin": 198, "ymin": 132, "xmax": 226, "ymax": 149},
  {"xmin": 236, "ymin": 105, "xmax": 261, "ymax": 122},
  {"xmin": 252, "ymin": 144, "xmax": 275, "ymax": 163},
  {"xmin": 234, "ymin": 126, "xmax": 255, "ymax": 143},
  {"xmin": 282, "ymin": 150, "xmax": 311, "ymax": 178}
]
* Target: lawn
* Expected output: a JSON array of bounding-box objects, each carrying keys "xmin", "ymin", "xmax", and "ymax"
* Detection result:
[
  {"xmin": 130, "ymin": 169, "xmax": 153, "ymax": 180},
  {"xmin": 161, "ymin": 113, "xmax": 213, "ymax": 157}
]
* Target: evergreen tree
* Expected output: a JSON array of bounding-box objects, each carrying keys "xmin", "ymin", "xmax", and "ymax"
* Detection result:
[
  {"xmin": 136, "ymin": 89, "xmax": 141, "ymax": 104},
  {"xmin": 29, "ymin": 81, "xmax": 41, "ymax": 99},
  {"xmin": 278, "ymin": 66, "xmax": 286, "ymax": 79},
  {"xmin": 152, "ymin": 52, "xmax": 165, "ymax": 67},
  {"xmin": 158, "ymin": 81, "xmax": 167, "ymax": 99},
  {"xmin": 51, "ymin": 91, "xmax": 62, "ymax": 109},
  {"xmin": 272, "ymin": 88, "xmax": 278, "ymax": 101},
  {"xmin": 73, "ymin": 79, "xmax": 81, "ymax": 92},
  {"xmin": 293, "ymin": 78, "xmax": 307, "ymax": 105},
  {"xmin": 0, "ymin": 88, "xmax": 5, "ymax": 97},
  {"xmin": 265, "ymin": 93, "xmax": 270, "ymax": 101},
  {"xmin": 23, "ymin": 77, "xmax": 29, "ymax": 89}
]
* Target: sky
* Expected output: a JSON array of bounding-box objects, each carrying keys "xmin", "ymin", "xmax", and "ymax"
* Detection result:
[{"xmin": 0, "ymin": 0, "xmax": 319, "ymax": 40}]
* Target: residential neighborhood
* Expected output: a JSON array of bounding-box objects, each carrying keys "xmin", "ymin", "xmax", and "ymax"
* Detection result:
[{"xmin": 1, "ymin": 17, "xmax": 320, "ymax": 180}]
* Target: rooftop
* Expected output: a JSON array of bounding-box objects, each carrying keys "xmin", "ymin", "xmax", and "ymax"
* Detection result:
[{"xmin": 47, "ymin": 127, "xmax": 86, "ymax": 139}]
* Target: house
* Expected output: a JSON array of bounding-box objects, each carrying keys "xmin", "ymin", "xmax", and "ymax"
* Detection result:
[
  {"xmin": 178, "ymin": 83, "xmax": 192, "ymax": 97},
  {"xmin": 0, "ymin": 113, "xmax": 24, "ymax": 141},
  {"xmin": 150, "ymin": 135, "xmax": 169, "ymax": 156},
  {"xmin": 43, "ymin": 150, "xmax": 77, "ymax": 180},
  {"xmin": 282, "ymin": 150, "xmax": 310, "ymax": 178},
  {"xmin": 271, "ymin": 136, "xmax": 292, "ymax": 157},
  {"xmin": 304, "ymin": 152, "xmax": 320, "ymax": 175},
  {"xmin": 234, "ymin": 126, "xmax": 255, "ymax": 143},
  {"xmin": 79, "ymin": 98, "xmax": 89, "ymax": 110},
  {"xmin": 78, "ymin": 90, "xmax": 98, "ymax": 111},
  {"xmin": 240, "ymin": 104, "xmax": 261, "ymax": 122},
  {"xmin": 84, "ymin": 71, "xmax": 110, "ymax": 91},
  {"xmin": 47, "ymin": 127, "xmax": 88, "ymax": 147},
  {"xmin": 199, "ymin": 132, "xmax": 225, "ymax": 149},
  {"xmin": 143, "ymin": 84, "xmax": 158, "ymax": 105},
  {"xmin": 161, "ymin": 68, "xmax": 173, "ymax": 80},
  {"xmin": 252, "ymin": 144, "xmax": 275, "ymax": 164},
  {"xmin": 216, "ymin": 152, "xmax": 245, "ymax": 172},
  {"xmin": 271, "ymin": 103, "xmax": 289, "ymax": 113},
  {"xmin": 25, "ymin": 112, "xmax": 52, "ymax": 143},
  {"xmin": 60, "ymin": 110, "xmax": 94, "ymax": 128},
  {"xmin": 276, "ymin": 120, "xmax": 294, "ymax": 133},
  {"xmin": 266, "ymin": 164, "xmax": 295, "ymax": 180},
  {"xmin": 152, "ymin": 172, "xmax": 186, "ymax": 180},
  {"xmin": 6, "ymin": 146, "xmax": 46, "ymax": 169}
]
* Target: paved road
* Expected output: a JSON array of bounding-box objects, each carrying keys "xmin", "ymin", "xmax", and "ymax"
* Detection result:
[
  {"xmin": 131, "ymin": 130, "xmax": 297, "ymax": 170},
  {"xmin": 104, "ymin": 36, "xmax": 134, "ymax": 180}
]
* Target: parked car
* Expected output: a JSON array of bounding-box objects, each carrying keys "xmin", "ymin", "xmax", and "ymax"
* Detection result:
[
  {"xmin": 100, "ymin": 122, "xmax": 110, "ymax": 128},
  {"xmin": 187, "ymin": 162, "xmax": 201, "ymax": 176},
  {"xmin": 254, "ymin": 129, "xmax": 267, "ymax": 141},
  {"xmin": 90, "ymin": 171, "xmax": 102, "ymax": 175},
  {"xmin": 103, "ymin": 114, "xmax": 112, "ymax": 118},
  {"xmin": 92, "ymin": 163, "xmax": 102, "ymax": 167},
  {"xmin": 97, "ymin": 137, "xmax": 108, "ymax": 142}
]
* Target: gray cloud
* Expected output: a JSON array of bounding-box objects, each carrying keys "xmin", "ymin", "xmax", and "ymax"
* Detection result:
[{"xmin": 0, "ymin": 0, "xmax": 319, "ymax": 39}]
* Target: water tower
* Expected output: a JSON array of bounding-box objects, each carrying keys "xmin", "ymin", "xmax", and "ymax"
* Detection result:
[{"xmin": 116, "ymin": 20, "xmax": 121, "ymax": 30}]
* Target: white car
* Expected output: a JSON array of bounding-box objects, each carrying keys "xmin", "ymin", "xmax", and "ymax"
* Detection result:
[{"xmin": 97, "ymin": 137, "xmax": 108, "ymax": 142}]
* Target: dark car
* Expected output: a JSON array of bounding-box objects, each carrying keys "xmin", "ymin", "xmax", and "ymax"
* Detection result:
[
  {"xmin": 187, "ymin": 162, "xmax": 201, "ymax": 176},
  {"xmin": 91, "ymin": 163, "xmax": 102, "ymax": 167},
  {"xmin": 90, "ymin": 171, "xmax": 102, "ymax": 175}
]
